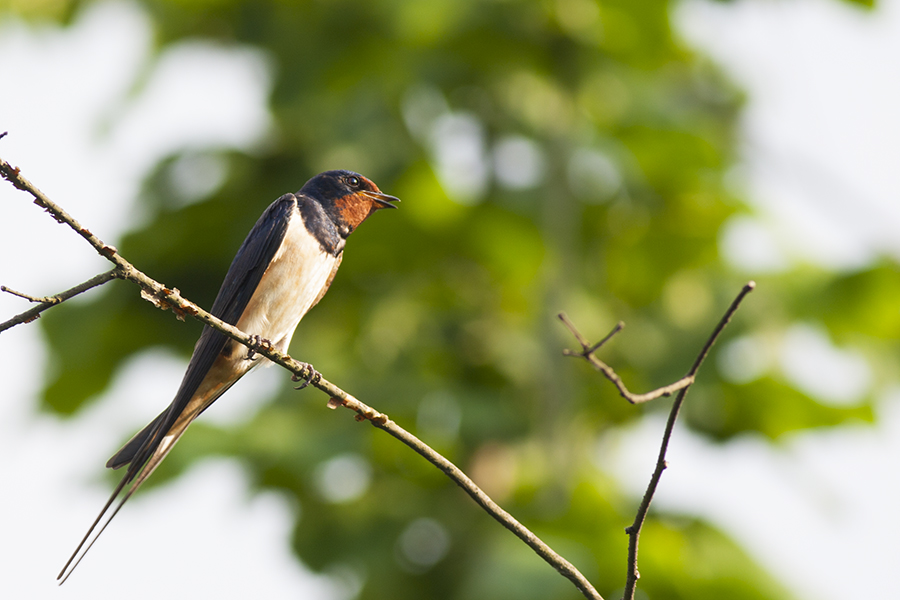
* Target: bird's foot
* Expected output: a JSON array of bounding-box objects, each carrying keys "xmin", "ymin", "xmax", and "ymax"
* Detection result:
[
  {"xmin": 246, "ymin": 335, "xmax": 274, "ymax": 360},
  {"xmin": 292, "ymin": 363, "xmax": 321, "ymax": 390}
]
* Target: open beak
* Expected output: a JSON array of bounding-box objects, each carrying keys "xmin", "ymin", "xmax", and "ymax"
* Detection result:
[{"xmin": 363, "ymin": 190, "xmax": 400, "ymax": 209}]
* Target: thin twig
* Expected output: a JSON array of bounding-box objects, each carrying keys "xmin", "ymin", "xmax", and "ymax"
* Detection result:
[
  {"xmin": 0, "ymin": 270, "xmax": 121, "ymax": 333},
  {"xmin": 0, "ymin": 155, "xmax": 604, "ymax": 600},
  {"xmin": 329, "ymin": 395, "xmax": 603, "ymax": 599},
  {"xmin": 1, "ymin": 284, "xmax": 55, "ymax": 303},
  {"xmin": 621, "ymin": 281, "xmax": 755, "ymax": 600},
  {"xmin": 560, "ymin": 315, "xmax": 694, "ymax": 404}
]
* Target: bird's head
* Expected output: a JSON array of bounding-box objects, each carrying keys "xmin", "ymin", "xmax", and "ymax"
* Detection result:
[{"xmin": 301, "ymin": 170, "xmax": 399, "ymax": 237}]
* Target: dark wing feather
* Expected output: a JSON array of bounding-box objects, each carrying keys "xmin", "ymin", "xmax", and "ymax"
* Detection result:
[
  {"xmin": 208, "ymin": 193, "xmax": 299, "ymax": 323},
  {"xmin": 107, "ymin": 193, "xmax": 298, "ymax": 470},
  {"xmin": 105, "ymin": 410, "xmax": 165, "ymax": 469},
  {"xmin": 58, "ymin": 194, "xmax": 298, "ymax": 583}
]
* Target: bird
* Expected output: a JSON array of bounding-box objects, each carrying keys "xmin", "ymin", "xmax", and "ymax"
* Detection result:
[{"xmin": 57, "ymin": 170, "xmax": 398, "ymax": 583}]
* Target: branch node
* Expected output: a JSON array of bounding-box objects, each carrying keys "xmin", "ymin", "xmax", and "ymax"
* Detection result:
[
  {"xmin": 0, "ymin": 269, "xmax": 120, "ymax": 334},
  {"xmin": 139, "ymin": 286, "xmax": 188, "ymax": 320},
  {"xmin": 561, "ymin": 317, "xmax": 693, "ymax": 406}
]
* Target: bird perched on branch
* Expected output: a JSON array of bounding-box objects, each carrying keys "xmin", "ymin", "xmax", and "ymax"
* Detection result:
[{"xmin": 58, "ymin": 170, "xmax": 398, "ymax": 583}]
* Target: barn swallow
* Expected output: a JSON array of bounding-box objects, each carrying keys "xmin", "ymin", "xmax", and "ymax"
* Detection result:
[{"xmin": 58, "ymin": 170, "xmax": 398, "ymax": 583}]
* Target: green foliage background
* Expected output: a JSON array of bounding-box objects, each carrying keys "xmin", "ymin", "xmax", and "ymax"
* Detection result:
[{"xmin": 9, "ymin": 0, "xmax": 887, "ymax": 598}]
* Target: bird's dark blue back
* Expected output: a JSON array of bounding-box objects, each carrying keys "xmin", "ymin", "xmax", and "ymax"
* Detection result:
[{"xmin": 111, "ymin": 194, "xmax": 297, "ymax": 473}]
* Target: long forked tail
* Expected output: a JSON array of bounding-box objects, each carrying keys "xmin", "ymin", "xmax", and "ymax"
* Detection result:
[
  {"xmin": 57, "ymin": 426, "xmax": 189, "ymax": 584},
  {"xmin": 57, "ymin": 474, "xmax": 134, "ymax": 584}
]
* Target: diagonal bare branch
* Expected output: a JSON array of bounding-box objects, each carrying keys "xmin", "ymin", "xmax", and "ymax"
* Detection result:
[
  {"xmin": 329, "ymin": 394, "xmax": 603, "ymax": 599},
  {"xmin": 0, "ymin": 154, "xmax": 605, "ymax": 600}
]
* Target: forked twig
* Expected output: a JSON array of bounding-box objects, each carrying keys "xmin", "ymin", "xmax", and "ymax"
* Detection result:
[
  {"xmin": 560, "ymin": 283, "xmax": 755, "ymax": 600},
  {"xmin": 559, "ymin": 315, "xmax": 694, "ymax": 404},
  {"xmin": 0, "ymin": 270, "xmax": 121, "ymax": 333},
  {"xmin": 622, "ymin": 281, "xmax": 754, "ymax": 599}
]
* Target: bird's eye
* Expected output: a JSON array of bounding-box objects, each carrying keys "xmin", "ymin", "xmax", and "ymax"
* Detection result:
[{"xmin": 347, "ymin": 176, "xmax": 360, "ymax": 187}]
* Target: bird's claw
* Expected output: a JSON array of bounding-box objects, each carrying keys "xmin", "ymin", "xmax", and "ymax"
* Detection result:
[
  {"xmin": 246, "ymin": 335, "xmax": 274, "ymax": 360},
  {"xmin": 292, "ymin": 363, "xmax": 321, "ymax": 390}
]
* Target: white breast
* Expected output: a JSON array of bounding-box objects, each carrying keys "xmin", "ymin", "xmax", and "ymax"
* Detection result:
[{"xmin": 235, "ymin": 208, "xmax": 339, "ymax": 354}]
